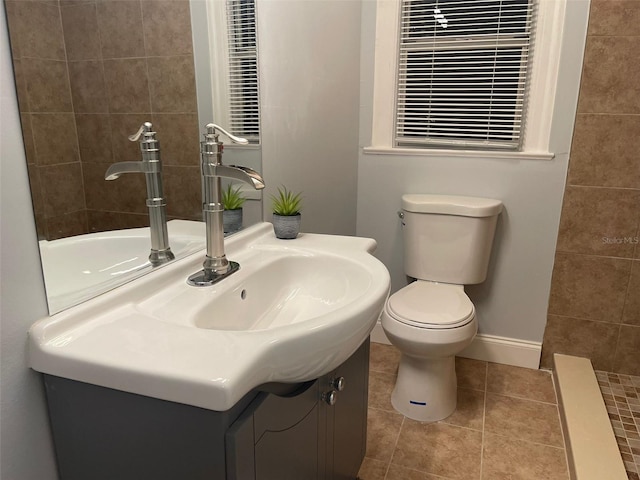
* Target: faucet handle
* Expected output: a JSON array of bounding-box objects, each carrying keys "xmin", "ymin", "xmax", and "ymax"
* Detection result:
[
  {"xmin": 205, "ymin": 123, "xmax": 249, "ymax": 145},
  {"xmin": 128, "ymin": 122, "xmax": 153, "ymax": 142}
]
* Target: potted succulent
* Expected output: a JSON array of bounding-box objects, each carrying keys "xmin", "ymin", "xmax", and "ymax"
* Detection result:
[
  {"xmin": 222, "ymin": 184, "xmax": 246, "ymax": 234},
  {"xmin": 271, "ymin": 186, "xmax": 302, "ymax": 239}
]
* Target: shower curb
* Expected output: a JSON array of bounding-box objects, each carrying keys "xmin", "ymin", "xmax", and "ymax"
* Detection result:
[{"xmin": 553, "ymin": 354, "xmax": 627, "ymax": 480}]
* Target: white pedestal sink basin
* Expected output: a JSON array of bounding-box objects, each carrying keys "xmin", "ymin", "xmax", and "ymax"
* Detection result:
[{"xmin": 29, "ymin": 223, "xmax": 390, "ymax": 411}]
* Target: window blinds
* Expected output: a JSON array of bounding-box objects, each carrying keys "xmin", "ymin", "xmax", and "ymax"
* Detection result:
[
  {"xmin": 396, "ymin": 0, "xmax": 535, "ymax": 150},
  {"xmin": 226, "ymin": 0, "xmax": 260, "ymax": 144}
]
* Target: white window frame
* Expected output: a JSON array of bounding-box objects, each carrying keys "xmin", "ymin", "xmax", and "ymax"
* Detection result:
[
  {"xmin": 208, "ymin": 0, "xmax": 261, "ymax": 145},
  {"xmin": 368, "ymin": 0, "xmax": 570, "ymax": 160}
]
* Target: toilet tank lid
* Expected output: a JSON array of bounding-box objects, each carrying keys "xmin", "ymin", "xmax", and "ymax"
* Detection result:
[{"xmin": 402, "ymin": 194, "xmax": 503, "ymax": 217}]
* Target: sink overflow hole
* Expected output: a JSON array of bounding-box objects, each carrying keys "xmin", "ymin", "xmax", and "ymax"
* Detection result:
[{"xmin": 241, "ymin": 289, "xmax": 247, "ymax": 300}]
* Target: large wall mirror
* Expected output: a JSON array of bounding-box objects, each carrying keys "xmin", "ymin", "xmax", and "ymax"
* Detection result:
[{"xmin": 4, "ymin": 0, "xmax": 262, "ymax": 314}]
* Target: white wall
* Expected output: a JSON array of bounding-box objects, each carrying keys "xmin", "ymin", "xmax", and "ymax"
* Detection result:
[
  {"xmin": 258, "ymin": 0, "xmax": 361, "ymax": 236},
  {"xmin": 357, "ymin": 0, "xmax": 590, "ymax": 343},
  {"xmin": 0, "ymin": 6, "xmax": 58, "ymax": 478}
]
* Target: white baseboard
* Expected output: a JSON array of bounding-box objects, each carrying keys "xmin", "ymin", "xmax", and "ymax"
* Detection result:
[{"xmin": 370, "ymin": 323, "xmax": 542, "ymax": 369}]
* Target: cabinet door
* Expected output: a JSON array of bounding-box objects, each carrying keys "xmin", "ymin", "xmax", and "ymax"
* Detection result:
[
  {"xmin": 329, "ymin": 340, "xmax": 370, "ymax": 479},
  {"xmin": 226, "ymin": 381, "xmax": 322, "ymax": 480}
]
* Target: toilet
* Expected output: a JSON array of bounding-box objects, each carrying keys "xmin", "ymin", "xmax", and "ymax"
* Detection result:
[{"xmin": 381, "ymin": 194, "xmax": 503, "ymax": 422}]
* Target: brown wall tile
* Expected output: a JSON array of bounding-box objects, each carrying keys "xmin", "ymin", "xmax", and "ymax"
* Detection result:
[
  {"xmin": 147, "ymin": 55, "xmax": 197, "ymax": 113},
  {"xmin": 27, "ymin": 164, "xmax": 45, "ymax": 215},
  {"xmin": 83, "ymin": 162, "xmax": 148, "ymax": 214},
  {"xmin": 39, "ymin": 163, "xmax": 86, "ymax": 217},
  {"xmin": 141, "ymin": 0, "xmax": 193, "ymax": 57},
  {"xmin": 548, "ymin": 252, "xmax": 631, "ymax": 322},
  {"xmin": 103, "ymin": 59, "xmax": 151, "ymax": 113},
  {"xmin": 22, "ymin": 59, "xmax": 73, "ymax": 112},
  {"xmin": 46, "ymin": 210, "xmax": 89, "ymax": 240},
  {"xmin": 8, "ymin": 1, "xmax": 65, "ymax": 60},
  {"xmin": 151, "ymin": 114, "xmax": 200, "ymax": 166},
  {"xmin": 613, "ymin": 325, "xmax": 640, "ymax": 376},
  {"xmin": 75, "ymin": 114, "xmax": 113, "ymax": 163},
  {"xmin": 622, "ymin": 260, "xmax": 640, "ymax": 326},
  {"xmin": 541, "ymin": 314, "xmax": 620, "ymax": 371},
  {"xmin": 31, "ymin": 113, "xmax": 80, "ymax": 166},
  {"xmin": 61, "ymin": 4, "xmax": 102, "ymax": 61},
  {"xmin": 20, "ymin": 113, "xmax": 36, "ymax": 164},
  {"xmin": 578, "ymin": 36, "xmax": 640, "ymax": 114},
  {"xmin": 556, "ymin": 186, "xmax": 640, "ymax": 258},
  {"xmin": 97, "ymin": 0, "xmax": 145, "ymax": 59},
  {"xmin": 12, "ymin": 59, "xmax": 29, "ymax": 112},
  {"xmin": 569, "ymin": 114, "xmax": 640, "ymax": 189},
  {"xmin": 163, "ymin": 165, "xmax": 202, "ymax": 218},
  {"xmin": 110, "ymin": 114, "xmax": 151, "ymax": 161},
  {"xmin": 60, "ymin": 0, "xmax": 95, "ymax": 7},
  {"xmin": 87, "ymin": 210, "xmax": 149, "ymax": 233},
  {"xmin": 588, "ymin": 0, "xmax": 640, "ymax": 36},
  {"xmin": 4, "ymin": 2, "xmax": 23, "ymax": 59},
  {"xmin": 68, "ymin": 61, "xmax": 109, "ymax": 113}
]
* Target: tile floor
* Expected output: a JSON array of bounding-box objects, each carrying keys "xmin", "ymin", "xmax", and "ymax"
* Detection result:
[
  {"xmin": 596, "ymin": 370, "xmax": 640, "ymax": 480},
  {"xmin": 358, "ymin": 343, "xmax": 570, "ymax": 480}
]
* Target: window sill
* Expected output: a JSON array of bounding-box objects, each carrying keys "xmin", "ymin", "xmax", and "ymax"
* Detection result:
[{"xmin": 362, "ymin": 146, "xmax": 555, "ymax": 161}]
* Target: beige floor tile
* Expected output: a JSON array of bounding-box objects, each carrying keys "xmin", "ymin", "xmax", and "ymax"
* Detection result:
[
  {"xmin": 386, "ymin": 463, "xmax": 449, "ymax": 480},
  {"xmin": 481, "ymin": 433, "xmax": 569, "ymax": 480},
  {"xmin": 370, "ymin": 343, "xmax": 401, "ymax": 375},
  {"xmin": 366, "ymin": 408, "xmax": 404, "ymax": 463},
  {"xmin": 369, "ymin": 370, "xmax": 397, "ymax": 412},
  {"xmin": 484, "ymin": 393, "xmax": 564, "ymax": 447},
  {"xmin": 391, "ymin": 420, "xmax": 482, "ymax": 480},
  {"xmin": 441, "ymin": 388, "xmax": 485, "ymax": 431},
  {"xmin": 358, "ymin": 457, "xmax": 388, "ymax": 480},
  {"xmin": 456, "ymin": 357, "xmax": 487, "ymax": 391},
  {"xmin": 487, "ymin": 363, "xmax": 557, "ymax": 404}
]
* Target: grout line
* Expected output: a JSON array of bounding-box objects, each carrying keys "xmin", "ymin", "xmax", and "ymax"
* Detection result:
[
  {"xmin": 486, "ymin": 390, "xmax": 560, "ymax": 407},
  {"xmin": 383, "ymin": 415, "xmax": 405, "ymax": 480},
  {"xmin": 479, "ymin": 362, "xmax": 488, "ymax": 480}
]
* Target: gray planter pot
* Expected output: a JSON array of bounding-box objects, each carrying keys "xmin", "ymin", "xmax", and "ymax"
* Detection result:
[
  {"xmin": 272, "ymin": 213, "xmax": 301, "ymax": 239},
  {"xmin": 223, "ymin": 209, "xmax": 243, "ymax": 234}
]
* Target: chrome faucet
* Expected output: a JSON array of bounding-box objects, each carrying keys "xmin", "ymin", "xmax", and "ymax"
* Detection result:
[
  {"xmin": 187, "ymin": 123, "xmax": 265, "ymax": 287},
  {"xmin": 105, "ymin": 122, "xmax": 175, "ymax": 267}
]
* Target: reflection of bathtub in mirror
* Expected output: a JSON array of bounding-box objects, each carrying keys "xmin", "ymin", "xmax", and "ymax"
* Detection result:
[{"xmin": 39, "ymin": 220, "xmax": 206, "ymax": 314}]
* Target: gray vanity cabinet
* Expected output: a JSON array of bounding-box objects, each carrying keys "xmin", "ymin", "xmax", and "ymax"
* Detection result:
[
  {"xmin": 226, "ymin": 339, "xmax": 370, "ymax": 480},
  {"xmin": 43, "ymin": 339, "xmax": 369, "ymax": 480}
]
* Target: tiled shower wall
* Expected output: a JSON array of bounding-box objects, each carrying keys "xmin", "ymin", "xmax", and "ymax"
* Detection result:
[
  {"xmin": 5, "ymin": 0, "xmax": 202, "ymax": 240},
  {"xmin": 541, "ymin": 1, "xmax": 640, "ymax": 376}
]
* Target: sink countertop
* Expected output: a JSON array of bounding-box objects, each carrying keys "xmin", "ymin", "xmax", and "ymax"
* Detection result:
[{"xmin": 29, "ymin": 223, "xmax": 390, "ymax": 411}]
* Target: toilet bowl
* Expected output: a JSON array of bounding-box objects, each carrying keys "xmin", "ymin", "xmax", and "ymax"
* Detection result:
[
  {"xmin": 381, "ymin": 194, "xmax": 502, "ymax": 423},
  {"xmin": 381, "ymin": 281, "xmax": 477, "ymax": 422}
]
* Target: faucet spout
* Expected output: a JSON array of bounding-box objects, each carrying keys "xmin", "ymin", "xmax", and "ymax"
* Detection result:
[
  {"xmin": 203, "ymin": 165, "xmax": 265, "ymax": 190},
  {"xmin": 104, "ymin": 123, "xmax": 174, "ymax": 266},
  {"xmin": 104, "ymin": 161, "xmax": 153, "ymax": 181},
  {"xmin": 187, "ymin": 124, "xmax": 265, "ymax": 287}
]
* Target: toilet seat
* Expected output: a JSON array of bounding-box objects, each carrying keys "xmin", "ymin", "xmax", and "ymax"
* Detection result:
[{"xmin": 387, "ymin": 281, "xmax": 474, "ymax": 329}]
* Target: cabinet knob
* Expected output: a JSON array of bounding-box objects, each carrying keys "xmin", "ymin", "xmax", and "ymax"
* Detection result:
[
  {"xmin": 323, "ymin": 390, "xmax": 337, "ymax": 406},
  {"xmin": 332, "ymin": 376, "xmax": 346, "ymax": 392}
]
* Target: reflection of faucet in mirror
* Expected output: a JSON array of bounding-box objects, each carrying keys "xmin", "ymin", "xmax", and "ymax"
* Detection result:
[
  {"xmin": 187, "ymin": 124, "xmax": 265, "ymax": 287},
  {"xmin": 105, "ymin": 122, "xmax": 175, "ymax": 267}
]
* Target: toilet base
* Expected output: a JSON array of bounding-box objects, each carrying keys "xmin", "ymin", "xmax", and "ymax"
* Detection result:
[{"xmin": 391, "ymin": 354, "xmax": 457, "ymax": 422}]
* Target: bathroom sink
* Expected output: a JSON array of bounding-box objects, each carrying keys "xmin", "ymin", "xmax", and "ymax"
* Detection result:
[{"xmin": 29, "ymin": 223, "xmax": 390, "ymax": 411}]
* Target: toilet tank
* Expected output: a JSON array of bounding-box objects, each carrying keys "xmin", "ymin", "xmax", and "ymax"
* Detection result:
[{"xmin": 402, "ymin": 194, "xmax": 503, "ymax": 285}]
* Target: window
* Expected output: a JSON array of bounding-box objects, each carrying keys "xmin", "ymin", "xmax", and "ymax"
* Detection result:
[
  {"xmin": 210, "ymin": 0, "xmax": 261, "ymax": 144},
  {"xmin": 396, "ymin": 0, "xmax": 535, "ymax": 150},
  {"xmin": 368, "ymin": 0, "xmax": 580, "ymax": 158}
]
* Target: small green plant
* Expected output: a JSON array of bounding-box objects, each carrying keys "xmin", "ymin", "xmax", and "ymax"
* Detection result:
[
  {"xmin": 222, "ymin": 184, "xmax": 246, "ymax": 210},
  {"xmin": 271, "ymin": 186, "xmax": 302, "ymax": 216}
]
